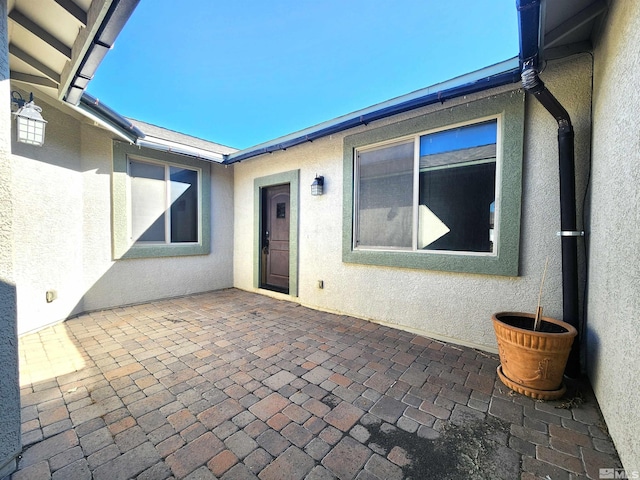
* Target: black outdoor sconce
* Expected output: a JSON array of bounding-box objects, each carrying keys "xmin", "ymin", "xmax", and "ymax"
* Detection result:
[{"xmin": 311, "ymin": 174, "xmax": 324, "ymax": 196}]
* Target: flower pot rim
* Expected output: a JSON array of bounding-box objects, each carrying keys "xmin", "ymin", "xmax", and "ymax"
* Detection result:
[{"xmin": 492, "ymin": 311, "xmax": 578, "ymax": 337}]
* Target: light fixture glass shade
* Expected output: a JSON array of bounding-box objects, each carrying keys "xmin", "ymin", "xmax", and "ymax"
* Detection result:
[
  {"xmin": 311, "ymin": 175, "xmax": 324, "ymax": 195},
  {"xmin": 14, "ymin": 101, "xmax": 47, "ymax": 146}
]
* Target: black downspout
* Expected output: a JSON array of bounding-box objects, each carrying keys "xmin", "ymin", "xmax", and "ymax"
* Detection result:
[{"xmin": 521, "ymin": 65, "xmax": 581, "ymax": 378}]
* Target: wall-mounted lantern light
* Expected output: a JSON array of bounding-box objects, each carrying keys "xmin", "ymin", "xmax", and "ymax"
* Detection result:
[
  {"xmin": 311, "ymin": 174, "xmax": 324, "ymax": 196},
  {"xmin": 11, "ymin": 91, "xmax": 47, "ymax": 146}
]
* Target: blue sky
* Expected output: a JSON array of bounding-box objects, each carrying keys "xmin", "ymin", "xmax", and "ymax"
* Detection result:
[{"xmin": 88, "ymin": 1, "xmax": 519, "ymax": 150}]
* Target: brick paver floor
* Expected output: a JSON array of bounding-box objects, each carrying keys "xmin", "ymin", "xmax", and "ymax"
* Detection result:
[{"xmin": 12, "ymin": 289, "xmax": 623, "ymax": 479}]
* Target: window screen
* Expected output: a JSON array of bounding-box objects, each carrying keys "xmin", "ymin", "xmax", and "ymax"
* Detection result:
[{"xmin": 356, "ymin": 141, "xmax": 414, "ymax": 248}]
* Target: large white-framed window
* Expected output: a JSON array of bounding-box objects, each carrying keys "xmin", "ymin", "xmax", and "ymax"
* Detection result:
[
  {"xmin": 112, "ymin": 142, "xmax": 211, "ymax": 259},
  {"xmin": 342, "ymin": 90, "xmax": 525, "ymax": 276},
  {"xmin": 354, "ymin": 117, "xmax": 499, "ymax": 255},
  {"xmin": 128, "ymin": 158, "xmax": 200, "ymax": 245}
]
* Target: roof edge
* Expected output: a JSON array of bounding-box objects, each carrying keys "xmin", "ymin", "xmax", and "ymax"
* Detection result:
[
  {"xmin": 225, "ymin": 57, "xmax": 521, "ymax": 164},
  {"xmin": 63, "ymin": 0, "xmax": 141, "ymax": 106},
  {"xmin": 79, "ymin": 92, "xmax": 144, "ymax": 142},
  {"xmin": 136, "ymin": 137, "xmax": 226, "ymax": 163},
  {"xmin": 517, "ymin": 0, "xmax": 543, "ymax": 68}
]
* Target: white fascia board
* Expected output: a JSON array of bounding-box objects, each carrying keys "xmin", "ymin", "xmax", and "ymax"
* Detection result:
[
  {"xmin": 136, "ymin": 136, "xmax": 225, "ymax": 163},
  {"xmin": 71, "ymin": 102, "xmax": 136, "ymax": 142}
]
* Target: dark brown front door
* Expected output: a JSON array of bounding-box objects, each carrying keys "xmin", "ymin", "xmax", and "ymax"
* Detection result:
[{"xmin": 261, "ymin": 184, "xmax": 290, "ymax": 293}]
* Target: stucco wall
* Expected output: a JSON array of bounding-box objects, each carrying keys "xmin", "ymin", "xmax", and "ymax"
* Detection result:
[
  {"xmin": 79, "ymin": 128, "xmax": 235, "ymax": 313},
  {"xmin": 588, "ymin": 0, "xmax": 640, "ymax": 471},
  {"xmin": 0, "ymin": 0, "xmax": 20, "ymax": 473},
  {"xmin": 234, "ymin": 54, "xmax": 592, "ymax": 353},
  {"xmin": 12, "ymin": 93, "xmax": 85, "ymax": 334},
  {"xmin": 12, "ymin": 102, "xmax": 235, "ymax": 335}
]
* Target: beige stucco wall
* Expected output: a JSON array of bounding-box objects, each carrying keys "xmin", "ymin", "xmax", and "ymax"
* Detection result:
[
  {"xmin": 11, "ymin": 99, "xmax": 235, "ymax": 335},
  {"xmin": 78, "ymin": 127, "xmax": 235, "ymax": 313},
  {"xmin": 12, "ymin": 93, "xmax": 85, "ymax": 334},
  {"xmin": 588, "ymin": 0, "xmax": 640, "ymax": 471},
  {"xmin": 0, "ymin": 0, "xmax": 21, "ymax": 475},
  {"xmin": 234, "ymin": 54, "xmax": 592, "ymax": 353}
]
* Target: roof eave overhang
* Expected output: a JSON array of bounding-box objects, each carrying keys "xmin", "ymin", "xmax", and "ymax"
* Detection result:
[
  {"xmin": 61, "ymin": 0, "xmax": 140, "ymax": 106},
  {"xmin": 77, "ymin": 92, "xmax": 144, "ymax": 143},
  {"xmin": 518, "ymin": 0, "xmax": 608, "ymax": 70},
  {"xmin": 135, "ymin": 137, "xmax": 226, "ymax": 163},
  {"xmin": 517, "ymin": 0, "xmax": 544, "ymax": 69},
  {"xmin": 224, "ymin": 58, "xmax": 521, "ymax": 164}
]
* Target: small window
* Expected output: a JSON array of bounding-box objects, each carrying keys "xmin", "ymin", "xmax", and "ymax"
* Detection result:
[
  {"xmin": 129, "ymin": 159, "xmax": 199, "ymax": 245},
  {"xmin": 342, "ymin": 89, "xmax": 525, "ymax": 276},
  {"xmin": 354, "ymin": 119, "xmax": 497, "ymax": 254},
  {"xmin": 112, "ymin": 141, "xmax": 211, "ymax": 260}
]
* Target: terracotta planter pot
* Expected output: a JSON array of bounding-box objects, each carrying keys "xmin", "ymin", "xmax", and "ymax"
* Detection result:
[{"xmin": 492, "ymin": 311, "xmax": 577, "ymax": 400}]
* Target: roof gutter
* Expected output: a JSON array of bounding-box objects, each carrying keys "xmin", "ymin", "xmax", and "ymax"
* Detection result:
[
  {"xmin": 64, "ymin": 0, "xmax": 141, "ymax": 106},
  {"xmin": 517, "ymin": 0, "xmax": 582, "ymax": 377},
  {"xmin": 78, "ymin": 95, "xmax": 227, "ymax": 162},
  {"xmin": 135, "ymin": 137, "xmax": 226, "ymax": 163},
  {"xmin": 79, "ymin": 92, "xmax": 144, "ymax": 142},
  {"xmin": 224, "ymin": 63, "xmax": 521, "ymax": 164}
]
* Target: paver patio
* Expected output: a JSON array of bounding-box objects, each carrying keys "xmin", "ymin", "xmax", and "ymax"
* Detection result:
[{"xmin": 12, "ymin": 289, "xmax": 622, "ymax": 479}]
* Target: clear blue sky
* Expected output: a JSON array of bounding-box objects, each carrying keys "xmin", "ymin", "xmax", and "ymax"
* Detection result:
[{"xmin": 88, "ymin": 1, "xmax": 519, "ymax": 150}]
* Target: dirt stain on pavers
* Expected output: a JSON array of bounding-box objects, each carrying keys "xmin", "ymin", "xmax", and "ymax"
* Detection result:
[{"xmin": 366, "ymin": 416, "xmax": 518, "ymax": 480}]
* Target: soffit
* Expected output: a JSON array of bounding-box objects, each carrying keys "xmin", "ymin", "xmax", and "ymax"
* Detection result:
[
  {"xmin": 7, "ymin": 0, "xmax": 137, "ymax": 105},
  {"xmin": 540, "ymin": 0, "xmax": 608, "ymax": 61}
]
